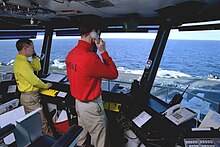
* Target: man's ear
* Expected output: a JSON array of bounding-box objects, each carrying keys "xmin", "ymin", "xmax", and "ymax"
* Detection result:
[
  {"xmin": 23, "ymin": 47, "xmax": 27, "ymax": 51},
  {"xmin": 21, "ymin": 47, "xmax": 25, "ymax": 51}
]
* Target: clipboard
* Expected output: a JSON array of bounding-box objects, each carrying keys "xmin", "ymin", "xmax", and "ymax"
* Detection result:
[{"xmin": 40, "ymin": 89, "xmax": 59, "ymax": 97}]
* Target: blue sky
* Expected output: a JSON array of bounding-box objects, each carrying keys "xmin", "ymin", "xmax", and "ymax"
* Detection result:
[
  {"xmin": 100, "ymin": 29, "xmax": 220, "ymax": 40},
  {"xmin": 38, "ymin": 20, "xmax": 220, "ymax": 40},
  {"xmin": 48, "ymin": 30, "xmax": 220, "ymax": 40},
  {"xmin": 168, "ymin": 30, "xmax": 220, "ymax": 40},
  {"xmin": 51, "ymin": 20, "xmax": 220, "ymax": 40}
]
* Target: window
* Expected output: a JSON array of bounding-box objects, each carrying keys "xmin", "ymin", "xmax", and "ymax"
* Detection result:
[
  {"xmin": 150, "ymin": 29, "xmax": 220, "ymax": 117},
  {"xmin": 0, "ymin": 31, "xmax": 44, "ymax": 73},
  {"xmin": 49, "ymin": 35, "xmax": 78, "ymax": 74},
  {"xmin": 49, "ymin": 31, "xmax": 156, "ymax": 91}
]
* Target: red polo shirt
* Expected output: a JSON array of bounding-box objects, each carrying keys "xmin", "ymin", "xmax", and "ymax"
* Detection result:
[{"xmin": 66, "ymin": 40, "xmax": 118, "ymax": 101}]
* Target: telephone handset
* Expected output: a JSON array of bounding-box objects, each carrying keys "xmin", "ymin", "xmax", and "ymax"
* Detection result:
[
  {"xmin": 163, "ymin": 104, "xmax": 197, "ymax": 125},
  {"xmin": 169, "ymin": 85, "xmax": 190, "ymax": 106},
  {"xmin": 32, "ymin": 51, "xmax": 37, "ymax": 57},
  {"xmin": 90, "ymin": 31, "xmax": 100, "ymax": 44},
  {"xmin": 163, "ymin": 104, "xmax": 181, "ymax": 116}
]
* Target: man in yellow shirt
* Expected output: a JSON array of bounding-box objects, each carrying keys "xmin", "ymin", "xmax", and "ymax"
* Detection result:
[{"xmin": 13, "ymin": 38, "xmax": 53, "ymax": 136}]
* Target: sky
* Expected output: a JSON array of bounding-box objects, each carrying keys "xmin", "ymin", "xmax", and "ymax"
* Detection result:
[
  {"xmin": 47, "ymin": 30, "xmax": 220, "ymax": 40},
  {"xmin": 99, "ymin": 30, "xmax": 220, "ymax": 40},
  {"xmin": 37, "ymin": 21, "xmax": 220, "ymax": 40}
]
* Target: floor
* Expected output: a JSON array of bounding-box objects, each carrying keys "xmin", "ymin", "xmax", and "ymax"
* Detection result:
[
  {"xmin": 70, "ymin": 111, "xmax": 147, "ymax": 147},
  {"xmin": 70, "ymin": 130, "xmax": 146, "ymax": 147}
]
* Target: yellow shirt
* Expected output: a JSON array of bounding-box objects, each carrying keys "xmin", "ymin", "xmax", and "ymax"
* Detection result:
[{"xmin": 13, "ymin": 54, "xmax": 48, "ymax": 92}]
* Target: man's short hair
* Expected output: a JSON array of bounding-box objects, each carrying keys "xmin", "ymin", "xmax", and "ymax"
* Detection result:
[
  {"xmin": 79, "ymin": 24, "xmax": 97, "ymax": 36},
  {"xmin": 16, "ymin": 39, "xmax": 33, "ymax": 51}
]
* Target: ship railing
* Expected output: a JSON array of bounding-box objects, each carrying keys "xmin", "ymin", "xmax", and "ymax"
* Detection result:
[
  {"xmin": 151, "ymin": 85, "xmax": 219, "ymax": 106},
  {"xmin": 103, "ymin": 79, "xmax": 219, "ymax": 113}
]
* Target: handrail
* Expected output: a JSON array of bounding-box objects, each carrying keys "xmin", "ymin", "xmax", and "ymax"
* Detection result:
[
  {"xmin": 103, "ymin": 79, "xmax": 132, "ymax": 85},
  {"xmin": 102, "ymin": 79, "xmax": 219, "ymax": 106},
  {"xmin": 153, "ymin": 85, "xmax": 219, "ymax": 105}
]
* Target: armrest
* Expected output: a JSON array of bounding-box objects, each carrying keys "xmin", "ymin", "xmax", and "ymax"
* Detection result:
[
  {"xmin": 0, "ymin": 124, "xmax": 15, "ymax": 140},
  {"xmin": 51, "ymin": 124, "xmax": 82, "ymax": 147}
]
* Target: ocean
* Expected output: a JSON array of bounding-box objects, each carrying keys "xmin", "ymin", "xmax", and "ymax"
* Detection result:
[
  {"xmin": 1, "ymin": 38, "xmax": 220, "ymax": 79},
  {"xmin": 1, "ymin": 38, "xmax": 220, "ymax": 112}
]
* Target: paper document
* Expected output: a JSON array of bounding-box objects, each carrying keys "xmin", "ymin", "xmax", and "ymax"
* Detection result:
[
  {"xmin": 199, "ymin": 109, "xmax": 220, "ymax": 129},
  {"xmin": 57, "ymin": 91, "xmax": 67, "ymax": 98},
  {"xmin": 42, "ymin": 73, "xmax": 66, "ymax": 82},
  {"xmin": 132, "ymin": 111, "xmax": 152, "ymax": 128},
  {"xmin": 7, "ymin": 85, "xmax": 16, "ymax": 93}
]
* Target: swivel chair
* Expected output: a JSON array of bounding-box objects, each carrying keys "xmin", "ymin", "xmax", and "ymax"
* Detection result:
[{"xmin": 0, "ymin": 107, "xmax": 82, "ymax": 147}]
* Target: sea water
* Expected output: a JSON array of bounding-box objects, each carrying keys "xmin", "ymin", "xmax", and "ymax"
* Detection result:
[{"xmin": 0, "ymin": 38, "xmax": 220, "ymax": 111}]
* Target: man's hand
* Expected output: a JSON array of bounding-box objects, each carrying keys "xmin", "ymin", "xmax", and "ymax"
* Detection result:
[
  {"xmin": 95, "ymin": 38, "xmax": 106, "ymax": 53},
  {"xmin": 46, "ymin": 82, "xmax": 53, "ymax": 88}
]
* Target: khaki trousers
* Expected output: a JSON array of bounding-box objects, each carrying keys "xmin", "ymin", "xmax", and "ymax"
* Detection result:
[
  {"xmin": 20, "ymin": 91, "xmax": 53, "ymax": 137},
  {"xmin": 76, "ymin": 96, "xmax": 110, "ymax": 147}
]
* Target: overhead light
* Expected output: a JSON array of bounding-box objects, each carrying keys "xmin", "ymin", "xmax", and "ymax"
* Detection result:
[
  {"xmin": 2, "ymin": 1, "xmax": 6, "ymax": 6},
  {"xmin": 53, "ymin": 0, "xmax": 65, "ymax": 3}
]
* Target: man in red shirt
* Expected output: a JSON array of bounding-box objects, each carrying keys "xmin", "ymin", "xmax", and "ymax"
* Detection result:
[{"xmin": 66, "ymin": 25, "xmax": 118, "ymax": 147}]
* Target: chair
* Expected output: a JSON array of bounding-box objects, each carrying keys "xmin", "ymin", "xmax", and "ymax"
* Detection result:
[
  {"xmin": 0, "ymin": 105, "xmax": 25, "ymax": 145},
  {"xmin": 0, "ymin": 107, "xmax": 82, "ymax": 147},
  {"xmin": 13, "ymin": 108, "xmax": 56, "ymax": 147}
]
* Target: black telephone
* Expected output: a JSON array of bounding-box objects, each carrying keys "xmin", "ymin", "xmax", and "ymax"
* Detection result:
[
  {"xmin": 169, "ymin": 85, "xmax": 190, "ymax": 106},
  {"xmin": 32, "ymin": 52, "xmax": 37, "ymax": 57}
]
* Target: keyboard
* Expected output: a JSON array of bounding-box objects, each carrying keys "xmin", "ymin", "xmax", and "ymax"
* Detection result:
[{"xmin": 184, "ymin": 138, "xmax": 220, "ymax": 147}]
